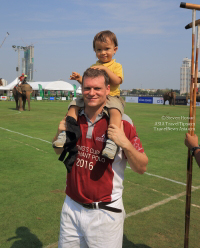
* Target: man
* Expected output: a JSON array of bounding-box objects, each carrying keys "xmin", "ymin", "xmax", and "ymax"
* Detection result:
[{"xmin": 53, "ymin": 68, "xmax": 148, "ymax": 248}]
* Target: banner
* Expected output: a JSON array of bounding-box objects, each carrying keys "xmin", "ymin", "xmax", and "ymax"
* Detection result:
[
  {"xmin": 138, "ymin": 97, "xmax": 153, "ymax": 104},
  {"xmin": 175, "ymin": 96, "xmax": 187, "ymax": 105},
  {"xmin": 125, "ymin": 96, "xmax": 138, "ymax": 103},
  {"xmin": 0, "ymin": 96, "xmax": 7, "ymax": 100},
  {"xmin": 73, "ymin": 84, "xmax": 77, "ymax": 97},
  {"xmin": 153, "ymin": 97, "xmax": 164, "ymax": 105},
  {"xmin": 38, "ymin": 84, "xmax": 43, "ymax": 97}
]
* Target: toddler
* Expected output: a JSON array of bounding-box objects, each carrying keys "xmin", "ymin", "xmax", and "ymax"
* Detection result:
[{"xmin": 53, "ymin": 30, "xmax": 124, "ymax": 160}]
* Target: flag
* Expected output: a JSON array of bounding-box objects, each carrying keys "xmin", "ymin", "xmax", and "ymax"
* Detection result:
[
  {"xmin": 38, "ymin": 84, "xmax": 43, "ymax": 97},
  {"xmin": 73, "ymin": 84, "xmax": 77, "ymax": 97}
]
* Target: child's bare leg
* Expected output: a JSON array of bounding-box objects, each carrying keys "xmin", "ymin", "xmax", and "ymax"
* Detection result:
[
  {"xmin": 109, "ymin": 108, "xmax": 122, "ymax": 127},
  {"xmin": 53, "ymin": 106, "xmax": 81, "ymax": 148},
  {"xmin": 67, "ymin": 106, "xmax": 80, "ymax": 121},
  {"xmin": 102, "ymin": 109, "xmax": 122, "ymax": 159}
]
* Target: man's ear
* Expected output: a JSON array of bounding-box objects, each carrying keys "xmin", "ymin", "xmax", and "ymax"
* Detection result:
[{"xmin": 106, "ymin": 84, "xmax": 110, "ymax": 95}]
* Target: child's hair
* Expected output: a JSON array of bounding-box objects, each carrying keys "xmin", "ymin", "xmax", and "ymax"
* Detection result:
[{"xmin": 93, "ymin": 30, "xmax": 118, "ymax": 50}]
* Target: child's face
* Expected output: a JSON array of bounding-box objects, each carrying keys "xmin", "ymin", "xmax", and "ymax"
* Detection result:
[{"xmin": 94, "ymin": 38, "xmax": 118, "ymax": 63}]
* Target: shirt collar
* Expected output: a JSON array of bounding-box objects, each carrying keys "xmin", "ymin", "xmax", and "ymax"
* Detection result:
[
  {"xmin": 95, "ymin": 59, "xmax": 116, "ymax": 67},
  {"xmin": 79, "ymin": 108, "xmax": 109, "ymax": 125}
]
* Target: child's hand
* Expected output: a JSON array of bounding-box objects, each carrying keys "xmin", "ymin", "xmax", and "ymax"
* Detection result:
[
  {"xmin": 70, "ymin": 72, "xmax": 81, "ymax": 81},
  {"xmin": 58, "ymin": 117, "xmax": 67, "ymax": 132},
  {"xmin": 91, "ymin": 65, "xmax": 105, "ymax": 70}
]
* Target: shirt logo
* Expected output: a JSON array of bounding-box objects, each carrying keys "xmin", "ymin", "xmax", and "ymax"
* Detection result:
[{"xmin": 96, "ymin": 134, "xmax": 107, "ymax": 142}]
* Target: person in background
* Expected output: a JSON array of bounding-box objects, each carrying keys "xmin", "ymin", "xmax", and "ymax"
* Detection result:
[{"xmin": 185, "ymin": 133, "xmax": 200, "ymax": 166}]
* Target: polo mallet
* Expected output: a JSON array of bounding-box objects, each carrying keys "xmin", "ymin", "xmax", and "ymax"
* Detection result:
[
  {"xmin": 180, "ymin": 2, "xmax": 200, "ymax": 10},
  {"xmin": 0, "ymin": 32, "xmax": 9, "ymax": 48},
  {"xmin": 180, "ymin": 2, "xmax": 200, "ymax": 247}
]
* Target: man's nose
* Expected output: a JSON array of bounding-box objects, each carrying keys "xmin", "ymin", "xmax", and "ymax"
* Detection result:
[{"xmin": 89, "ymin": 88, "xmax": 95, "ymax": 95}]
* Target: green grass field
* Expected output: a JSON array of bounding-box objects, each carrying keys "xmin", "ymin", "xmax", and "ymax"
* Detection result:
[{"xmin": 0, "ymin": 100, "xmax": 200, "ymax": 248}]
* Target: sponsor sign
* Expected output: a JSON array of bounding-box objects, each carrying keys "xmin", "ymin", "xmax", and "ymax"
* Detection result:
[
  {"xmin": 175, "ymin": 99, "xmax": 187, "ymax": 105},
  {"xmin": 50, "ymin": 97, "xmax": 55, "ymax": 100},
  {"xmin": 0, "ymin": 96, "xmax": 7, "ymax": 100},
  {"xmin": 187, "ymin": 99, "xmax": 200, "ymax": 106},
  {"xmin": 153, "ymin": 97, "xmax": 164, "ymax": 105},
  {"xmin": 138, "ymin": 97, "xmax": 153, "ymax": 104},
  {"xmin": 125, "ymin": 96, "xmax": 138, "ymax": 103},
  {"xmin": 36, "ymin": 96, "xmax": 42, "ymax": 100},
  {"xmin": 61, "ymin": 97, "xmax": 66, "ymax": 100}
]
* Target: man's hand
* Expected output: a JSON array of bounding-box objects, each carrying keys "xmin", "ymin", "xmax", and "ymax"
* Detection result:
[
  {"xmin": 108, "ymin": 122, "xmax": 148, "ymax": 174},
  {"xmin": 185, "ymin": 133, "xmax": 199, "ymax": 149},
  {"xmin": 107, "ymin": 122, "xmax": 128, "ymax": 149},
  {"xmin": 70, "ymin": 72, "xmax": 82, "ymax": 83}
]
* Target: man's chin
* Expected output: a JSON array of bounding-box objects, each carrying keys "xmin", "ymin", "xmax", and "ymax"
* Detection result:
[
  {"xmin": 86, "ymin": 102, "xmax": 105, "ymax": 109},
  {"xmin": 87, "ymin": 102, "xmax": 98, "ymax": 107}
]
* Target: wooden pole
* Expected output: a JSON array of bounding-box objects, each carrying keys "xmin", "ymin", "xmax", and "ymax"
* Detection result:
[
  {"xmin": 193, "ymin": 25, "xmax": 200, "ymax": 128},
  {"xmin": 184, "ymin": 9, "xmax": 196, "ymax": 248}
]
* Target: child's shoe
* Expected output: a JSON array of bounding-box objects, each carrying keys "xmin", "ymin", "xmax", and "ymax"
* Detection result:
[
  {"xmin": 52, "ymin": 131, "xmax": 66, "ymax": 148},
  {"xmin": 102, "ymin": 139, "xmax": 118, "ymax": 159}
]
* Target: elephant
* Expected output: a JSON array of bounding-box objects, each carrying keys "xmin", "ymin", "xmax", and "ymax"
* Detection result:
[
  {"xmin": 12, "ymin": 84, "xmax": 33, "ymax": 111},
  {"xmin": 163, "ymin": 90, "xmax": 176, "ymax": 106}
]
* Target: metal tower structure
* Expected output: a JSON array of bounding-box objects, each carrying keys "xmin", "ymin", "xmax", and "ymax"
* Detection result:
[
  {"xmin": 12, "ymin": 45, "xmax": 27, "ymax": 77},
  {"xmin": 23, "ymin": 45, "xmax": 34, "ymax": 81}
]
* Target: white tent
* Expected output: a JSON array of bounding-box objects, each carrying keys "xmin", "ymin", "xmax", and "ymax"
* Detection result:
[
  {"xmin": 29, "ymin": 80, "xmax": 74, "ymax": 91},
  {"xmin": 0, "ymin": 79, "xmax": 74, "ymax": 95},
  {"xmin": 76, "ymin": 86, "xmax": 82, "ymax": 94},
  {"xmin": 0, "ymin": 78, "xmax": 19, "ymax": 90}
]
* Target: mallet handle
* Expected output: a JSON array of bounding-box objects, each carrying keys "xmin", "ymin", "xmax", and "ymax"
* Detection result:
[
  {"xmin": 185, "ymin": 19, "xmax": 200, "ymax": 29},
  {"xmin": 180, "ymin": 2, "xmax": 200, "ymax": 11}
]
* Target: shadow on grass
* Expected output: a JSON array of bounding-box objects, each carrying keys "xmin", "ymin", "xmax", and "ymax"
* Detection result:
[
  {"xmin": 8, "ymin": 108, "xmax": 18, "ymax": 111},
  {"xmin": 123, "ymin": 234, "xmax": 151, "ymax": 248},
  {"xmin": 7, "ymin": 226, "xmax": 43, "ymax": 248}
]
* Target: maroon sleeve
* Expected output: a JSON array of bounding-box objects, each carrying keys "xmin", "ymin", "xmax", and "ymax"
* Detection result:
[{"xmin": 123, "ymin": 120, "xmax": 144, "ymax": 153}]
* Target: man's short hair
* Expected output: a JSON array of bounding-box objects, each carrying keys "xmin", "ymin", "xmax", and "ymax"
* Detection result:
[
  {"xmin": 82, "ymin": 68, "xmax": 109, "ymax": 86},
  {"xmin": 93, "ymin": 30, "xmax": 118, "ymax": 50}
]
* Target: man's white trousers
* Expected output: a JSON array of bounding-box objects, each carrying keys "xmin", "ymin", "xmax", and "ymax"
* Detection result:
[{"xmin": 58, "ymin": 195, "xmax": 126, "ymax": 248}]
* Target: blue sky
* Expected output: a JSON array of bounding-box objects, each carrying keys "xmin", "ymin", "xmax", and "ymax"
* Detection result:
[{"xmin": 1, "ymin": 0, "xmax": 200, "ymax": 90}]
